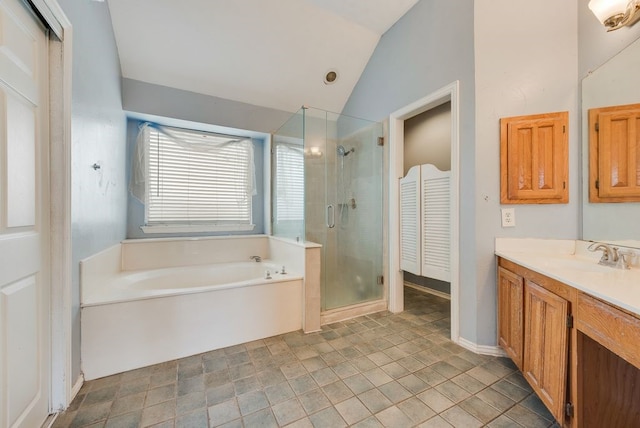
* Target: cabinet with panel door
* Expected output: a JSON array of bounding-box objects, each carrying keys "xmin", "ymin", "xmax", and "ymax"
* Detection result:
[
  {"xmin": 497, "ymin": 267, "xmax": 524, "ymax": 370},
  {"xmin": 500, "ymin": 111, "xmax": 569, "ymax": 204},
  {"xmin": 497, "ymin": 259, "xmax": 572, "ymax": 426},
  {"xmin": 498, "ymin": 255, "xmax": 640, "ymax": 427},
  {"xmin": 588, "ymin": 102, "xmax": 640, "ymax": 202}
]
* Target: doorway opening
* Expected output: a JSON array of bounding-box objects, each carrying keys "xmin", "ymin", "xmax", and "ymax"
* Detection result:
[{"xmin": 388, "ymin": 81, "xmax": 460, "ymax": 343}]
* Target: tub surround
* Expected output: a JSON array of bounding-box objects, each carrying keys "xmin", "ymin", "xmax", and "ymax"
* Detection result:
[
  {"xmin": 80, "ymin": 235, "xmax": 320, "ymax": 380},
  {"xmin": 495, "ymin": 238, "xmax": 640, "ymax": 316}
]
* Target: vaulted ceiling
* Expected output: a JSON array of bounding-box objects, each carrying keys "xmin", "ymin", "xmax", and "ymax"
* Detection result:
[{"xmin": 107, "ymin": 0, "xmax": 419, "ymax": 114}]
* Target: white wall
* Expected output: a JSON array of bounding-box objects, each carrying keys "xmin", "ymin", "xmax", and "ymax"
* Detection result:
[
  {"xmin": 403, "ymin": 102, "xmax": 451, "ymax": 174},
  {"xmin": 57, "ymin": 0, "xmax": 128, "ymax": 380},
  {"xmin": 473, "ymin": 0, "xmax": 579, "ymax": 345}
]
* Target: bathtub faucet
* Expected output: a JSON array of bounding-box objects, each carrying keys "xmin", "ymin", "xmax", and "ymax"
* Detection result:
[{"xmin": 250, "ymin": 255, "xmax": 262, "ymax": 262}]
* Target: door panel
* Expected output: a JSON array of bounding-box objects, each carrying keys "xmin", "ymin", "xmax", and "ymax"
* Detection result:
[
  {"xmin": 3, "ymin": 276, "xmax": 39, "ymax": 427},
  {"xmin": 523, "ymin": 280, "xmax": 569, "ymax": 423},
  {"xmin": 497, "ymin": 267, "xmax": 524, "ymax": 370},
  {"xmin": 6, "ymin": 92, "xmax": 36, "ymax": 227},
  {"xmin": 0, "ymin": 0, "xmax": 49, "ymax": 427}
]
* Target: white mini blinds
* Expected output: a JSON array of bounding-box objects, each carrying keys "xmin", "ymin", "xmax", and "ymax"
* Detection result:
[
  {"xmin": 274, "ymin": 143, "xmax": 304, "ymax": 222},
  {"xmin": 134, "ymin": 123, "xmax": 255, "ymax": 232}
]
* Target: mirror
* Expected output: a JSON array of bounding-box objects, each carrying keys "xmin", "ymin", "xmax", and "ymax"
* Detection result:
[{"xmin": 582, "ymin": 36, "xmax": 640, "ymax": 248}]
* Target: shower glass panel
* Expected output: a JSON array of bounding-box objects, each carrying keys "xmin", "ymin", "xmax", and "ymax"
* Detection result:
[
  {"xmin": 272, "ymin": 107, "xmax": 384, "ymax": 312},
  {"xmin": 272, "ymin": 109, "xmax": 305, "ymax": 241}
]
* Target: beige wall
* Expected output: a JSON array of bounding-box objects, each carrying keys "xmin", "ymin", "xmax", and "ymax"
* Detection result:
[{"xmin": 403, "ymin": 102, "xmax": 451, "ymax": 175}]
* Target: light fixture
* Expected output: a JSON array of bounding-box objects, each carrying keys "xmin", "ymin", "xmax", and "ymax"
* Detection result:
[
  {"xmin": 323, "ymin": 69, "xmax": 338, "ymax": 85},
  {"xmin": 589, "ymin": 0, "xmax": 640, "ymax": 31},
  {"xmin": 304, "ymin": 146, "xmax": 323, "ymax": 157}
]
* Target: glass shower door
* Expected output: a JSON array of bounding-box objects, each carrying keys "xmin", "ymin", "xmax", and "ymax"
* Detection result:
[
  {"xmin": 273, "ymin": 106, "xmax": 384, "ymax": 313},
  {"xmin": 321, "ymin": 111, "xmax": 384, "ymax": 311}
]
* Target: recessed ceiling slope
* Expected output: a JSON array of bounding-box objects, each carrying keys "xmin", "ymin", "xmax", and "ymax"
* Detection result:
[{"xmin": 107, "ymin": 0, "xmax": 418, "ymax": 114}]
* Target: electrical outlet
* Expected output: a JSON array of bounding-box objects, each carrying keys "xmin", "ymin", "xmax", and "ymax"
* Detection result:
[{"xmin": 501, "ymin": 208, "xmax": 515, "ymax": 227}]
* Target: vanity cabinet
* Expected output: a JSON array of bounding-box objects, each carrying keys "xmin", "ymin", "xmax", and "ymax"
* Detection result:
[
  {"xmin": 522, "ymin": 280, "xmax": 569, "ymax": 423},
  {"xmin": 497, "ymin": 267, "xmax": 524, "ymax": 369},
  {"xmin": 497, "ymin": 261, "xmax": 570, "ymax": 424},
  {"xmin": 500, "ymin": 111, "xmax": 569, "ymax": 204},
  {"xmin": 576, "ymin": 292, "xmax": 640, "ymax": 428},
  {"xmin": 498, "ymin": 257, "xmax": 640, "ymax": 427},
  {"xmin": 588, "ymin": 103, "xmax": 640, "ymax": 202}
]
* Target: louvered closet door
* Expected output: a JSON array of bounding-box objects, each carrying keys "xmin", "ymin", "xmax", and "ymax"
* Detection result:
[
  {"xmin": 399, "ymin": 166, "xmax": 420, "ymax": 275},
  {"xmin": 0, "ymin": 0, "xmax": 51, "ymax": 427},
  {"xmin": 421, "ymin": 165, "xmax": 450, "ymax": 282}
]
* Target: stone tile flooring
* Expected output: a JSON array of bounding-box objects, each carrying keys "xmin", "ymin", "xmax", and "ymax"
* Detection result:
[{"xmin": 53, "ymin": 287, "xmax": 559, "ymax": 427}]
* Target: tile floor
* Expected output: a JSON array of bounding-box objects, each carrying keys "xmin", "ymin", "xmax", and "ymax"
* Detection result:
[{"xmin": 53, "ymin": 287, "xmax": 559, "ymax": 428}]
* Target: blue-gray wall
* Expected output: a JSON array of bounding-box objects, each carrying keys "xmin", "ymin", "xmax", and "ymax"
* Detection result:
[
  {"xmin": 342, "ymin": 0, "xmax": 478, "ymax": 342},
  {"xmin": 125, "ymin": 119, "xmax": 266, "ymax": 239},
  {"xmin": 122, "ymin": 78, "xmax": 293, "ymax": 134},
  {"xmin": 57, "ymin": 0, "xmax": 128, "ymax": 381}
]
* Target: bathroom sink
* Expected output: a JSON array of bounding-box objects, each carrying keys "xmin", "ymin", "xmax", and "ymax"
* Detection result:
[{"xmin": 531, "ymin": 255, "xmax": 617, "ymax": 274}]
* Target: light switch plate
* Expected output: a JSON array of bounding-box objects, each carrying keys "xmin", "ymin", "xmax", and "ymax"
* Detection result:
[{"xmin": 501, "ymin": 208, "xmax": 515, "ymax": 227}]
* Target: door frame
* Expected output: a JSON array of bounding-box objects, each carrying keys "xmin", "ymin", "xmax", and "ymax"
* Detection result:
[
  {"xmin": 388, "ymin": 81, "xmax": 460, "ymax": 344},
  {"xmin": 28, "ymin": 0, "xmax": 73, "ymax": 412}
]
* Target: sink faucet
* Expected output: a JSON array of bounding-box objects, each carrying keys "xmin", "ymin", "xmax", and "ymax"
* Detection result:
[
  {"xmin": 250, "ymin": 255, "xmax": 261, "ymax": 262},
  {"xmin": 587, "ymin": 243, "xmax": 631, "ymax": 269},
  {"xmin": 588, "ymin": 242, "xmax": 615, "ymax": 264}
]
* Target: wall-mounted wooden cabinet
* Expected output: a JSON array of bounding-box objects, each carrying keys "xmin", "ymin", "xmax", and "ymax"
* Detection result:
[
  {"xmin": 500, "ymin": 112, "xmax": 569, "ymax": 204},
  {"xmin": 589, "ymin": 103, "xmax": 640, "ymax": 203}
]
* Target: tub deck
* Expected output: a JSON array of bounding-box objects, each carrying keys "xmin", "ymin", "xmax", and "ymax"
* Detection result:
[{"xmin": 81, "ymin": 261, "xmax": 300, "ymax": 307}]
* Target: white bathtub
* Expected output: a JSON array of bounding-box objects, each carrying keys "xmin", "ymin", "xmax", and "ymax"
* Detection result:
[
  {"xmin": 80, "ymin": 235, "xmax": 320, "ymax": 380},
  {"xmin": 84, "ymin": 261, "xmax": 293, "ymax": 306}
]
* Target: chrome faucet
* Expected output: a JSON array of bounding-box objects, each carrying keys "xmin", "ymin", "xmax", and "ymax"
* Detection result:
[
  {"xmin": 250, "ymin": 255, "xmax": 261, "ymax": 262},
  {"xmin": 587, "ymin": 242, "xmax": 631, "ymax": 269}
]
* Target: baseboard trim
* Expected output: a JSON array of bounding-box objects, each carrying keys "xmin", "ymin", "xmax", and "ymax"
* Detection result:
[
  {"xmin": 42, "ymin": 413, "xmax": 58, "ymax": 428},
  {"xmin": 71, "ymin": 373, "xmax": 84, "ymax": 402},
  {"xmin": 320, "ymin": 299, "xmax": 388, "ymax": 325},
  {"xmin": 404, "ymin": 282, "xmax": 451, "ymax": 300},
  {"xmin": 457, "ymin": 336, "xmax": 507, "ymax": 357}
]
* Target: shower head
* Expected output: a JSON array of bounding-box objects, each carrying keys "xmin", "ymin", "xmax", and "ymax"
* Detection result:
[{"xmin": 337, "ymin": 145, "xmax": 355, "ymax": 157}]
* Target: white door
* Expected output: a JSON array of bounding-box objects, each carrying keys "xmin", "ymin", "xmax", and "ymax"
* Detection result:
[{"xmin": 0, "ymin": 0, "xmax": 50, "ymax": 427}]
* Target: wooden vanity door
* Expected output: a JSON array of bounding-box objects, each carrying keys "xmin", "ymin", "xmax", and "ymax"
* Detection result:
[
  {"xmin": 497, "ymin": 267, "xmax": 524, "ymax": 370},
  {"xmin": 523, "ymin": 280, "xmax": 569, "ymax": 424}
]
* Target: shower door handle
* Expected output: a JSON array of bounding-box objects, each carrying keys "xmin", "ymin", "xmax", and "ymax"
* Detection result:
[{"xmin": 327, "ymin": 204, "xmax": 335, "ymax": 228}]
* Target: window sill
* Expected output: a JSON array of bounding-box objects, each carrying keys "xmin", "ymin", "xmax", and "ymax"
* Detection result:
[{"xmin": 141, "ymin": 224, "xmax": 256, "ymax": 234}]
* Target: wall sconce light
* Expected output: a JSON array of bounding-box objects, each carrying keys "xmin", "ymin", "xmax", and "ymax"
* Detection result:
[{"xmin": 589, "ymin": 0, "xmax": 640, "ymax": 31}]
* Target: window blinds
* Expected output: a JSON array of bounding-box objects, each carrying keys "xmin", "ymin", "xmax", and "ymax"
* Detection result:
[
  {"xmin": 145, "ymin": 126, "xmax": 254, "ymax": 227},
  {"xmin": 274, "ymin": 143, "xmax": 304, "ymax": 222}
]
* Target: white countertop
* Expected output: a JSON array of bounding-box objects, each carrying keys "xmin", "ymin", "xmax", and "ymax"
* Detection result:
[{"xmin": 495, "ymin": 238, "xmax": 640, "ymax": 317}]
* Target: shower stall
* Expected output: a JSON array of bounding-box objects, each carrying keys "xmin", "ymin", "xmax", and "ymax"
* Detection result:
[{"xmin": 272, "ymin": 107, "xmax": 384, "ymax": 313}]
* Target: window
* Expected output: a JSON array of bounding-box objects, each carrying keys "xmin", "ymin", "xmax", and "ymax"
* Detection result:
[
  {"xmin": 274, "ymin": 142, "xmax": 304, "ymax": 222},
  {"xmin": 141, "ymin": 124, "xmax": 255, "ymax": 233}
]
